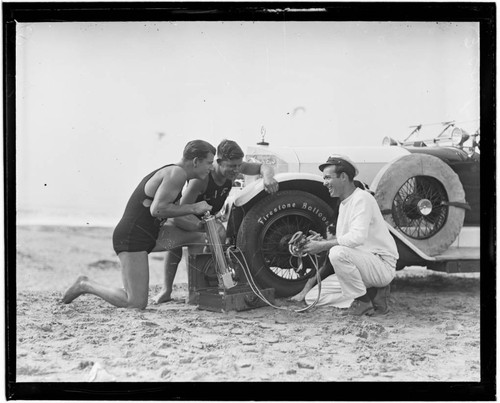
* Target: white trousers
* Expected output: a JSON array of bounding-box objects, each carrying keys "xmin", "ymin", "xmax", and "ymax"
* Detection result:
[
  {"xmin": 328, "ymin": 245, "xmax": 396, "ymax": 299},
  {"xmin": 304, "ymin": 247, "xmax": 396, "ymax": 308},
  {"xmin": 305, "ymin": 274, "xmax": 354, "ymax": 308}
]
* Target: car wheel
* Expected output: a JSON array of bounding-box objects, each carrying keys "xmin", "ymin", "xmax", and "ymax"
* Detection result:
[
  {"xmin": 236, "ymin": 190, "xmax": 335, "ymax": 297},
  {"xmin": 371, "ymin": 153, "xmax": 466, "ymax": 256}
]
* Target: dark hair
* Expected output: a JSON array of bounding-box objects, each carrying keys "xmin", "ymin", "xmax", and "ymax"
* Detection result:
[
  {"xmin": 217, "ymin": 139, "xmax": 244, "ymax": 161},
  {"xmin": 183, "ymin": 140, "xmax": 216, "ymax": 160},
  {"xmin": 330, "ymin": 161, "xmax": 356, "ymax": 182}
]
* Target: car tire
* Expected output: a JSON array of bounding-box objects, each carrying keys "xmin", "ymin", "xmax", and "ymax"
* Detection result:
[
  {"xmin": 236, "ymin": 190, "xmax": 335, "ymax": 297},
  {"xmin": 371, "ymin": 153, "xmax": 466, "ymax": 256}
]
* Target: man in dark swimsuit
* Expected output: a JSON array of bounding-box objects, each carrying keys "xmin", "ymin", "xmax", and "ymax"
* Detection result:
[
  {"xmin": 62, "ymin": 140, "xmax": 216, "ymax": 309},
  {"xmin": 154, "ymin": 139, "xmax": 279, "ymax": 304}
]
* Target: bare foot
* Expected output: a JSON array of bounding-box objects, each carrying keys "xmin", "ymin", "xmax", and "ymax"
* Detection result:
[
  {"xmin": 153, "ymin": 289, "xmax": 173, "ymax": 304},
  {"xmin": 289, "ymin": 292, "xmax": 306, "ymax": 302},
  {"xmin": 62, "ymin": 275, "xmax": 88, "ymax": 304}
]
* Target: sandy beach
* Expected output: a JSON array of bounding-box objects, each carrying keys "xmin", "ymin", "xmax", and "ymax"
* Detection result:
[{"xmin": 14, "ymin": 225, "xmax": 481, "ymax": 383}]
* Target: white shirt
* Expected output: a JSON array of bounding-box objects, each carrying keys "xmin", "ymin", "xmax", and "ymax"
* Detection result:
[{"xmin": 336, "ymin": 187, "xmax": 399, "ymax": 262}]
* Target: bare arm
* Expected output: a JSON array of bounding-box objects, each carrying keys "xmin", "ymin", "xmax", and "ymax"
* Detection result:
[
  {"xmin": 239, "ymin": 162, "xmax": 262, "ymax": 176},
  {"xmin": 301, "ymin": 261, "xmax": 330, "ymax": 293},
  {"xmin": 302, "ymin": 238, "xmax": 338, "ymax": 255},
  {"xmin": 240, "ymin": 162, "xmax": 279, "ymax": 194},
  {"xmin": 150, "ymin": 167, "xmax": 211, "ymax": 219},
  {"xmin": 172, "ymin": 177, "xmax": 210, "ymax": 231}
]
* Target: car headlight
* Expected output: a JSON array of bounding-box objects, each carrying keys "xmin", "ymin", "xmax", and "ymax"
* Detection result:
[
  {"xmin": 382, "ymin": 136, "xmax": 398, "ymax": 146},
  {"xmin": 451, "ymin": 128, "xmax": 470, "ymax": 146}
]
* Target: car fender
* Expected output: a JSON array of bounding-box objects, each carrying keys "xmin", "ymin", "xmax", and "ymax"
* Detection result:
[
  {"xmin": 233, "ymin": 172, "xmax": 324, "ymax": 207},
  {"xmin": 386, "ymin": 223, "xmax": 435, "ymax": 262}
]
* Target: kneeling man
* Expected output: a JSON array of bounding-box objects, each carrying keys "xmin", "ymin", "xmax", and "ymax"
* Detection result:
[{"xmin": 291, "ymin": 155, "xmax": 399, "ymax": 316}]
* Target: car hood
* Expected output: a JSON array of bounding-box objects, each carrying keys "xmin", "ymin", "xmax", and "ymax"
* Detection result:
[
  {"xmin": 245, "ymin": 145, "xmax": 410, "ymax": 185},
  {"xmin": 405, "ymin": 146, "xmax": 472, "ymax": 163}
]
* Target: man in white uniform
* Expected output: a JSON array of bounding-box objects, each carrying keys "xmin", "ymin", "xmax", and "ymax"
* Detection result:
[{"xmin": 290, "ymin": 155, "xmax": 399, "ymax": 316}]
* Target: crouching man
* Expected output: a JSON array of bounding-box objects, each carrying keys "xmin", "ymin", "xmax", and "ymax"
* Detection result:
[{"xmin": 291, "ymin": 155, "xmax": 399, "ymax": 316}]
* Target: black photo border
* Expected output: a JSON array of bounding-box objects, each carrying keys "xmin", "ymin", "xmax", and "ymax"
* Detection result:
[{"xmin": 3, "ymin": 2, "xmax": 496, "ymax": 401}]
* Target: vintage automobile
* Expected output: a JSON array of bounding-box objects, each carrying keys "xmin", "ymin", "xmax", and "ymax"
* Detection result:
[{"xmin": 218, "ymin": 121, "xmax": 480, "ymax": 297}]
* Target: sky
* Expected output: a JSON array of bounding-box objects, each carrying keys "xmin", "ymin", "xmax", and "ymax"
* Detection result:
[{"xmin": 15, "ymin": 20, "xmax": 480, "ymax": 225}]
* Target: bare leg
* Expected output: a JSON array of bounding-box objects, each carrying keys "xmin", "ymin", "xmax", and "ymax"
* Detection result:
[
  {"xmin": 151, "ymin": 221, "xmax": 207, "ymax": 304},
  {"xmin": 289, "ymin": 258, "xmax": 333, "ymax": 302},
  {"xmin": 153, "ymin": 248, "xmax": 183, "ymax": 304},
  {"xmin": 152, "ymin": 221, "xmax": 207, "ymax": 253},
  {"xmin": 216, "ymin": 219, "xmax": 226, "ymax": 243},
  {"xmin": 201, "ymin": 219, "xmax": 226, "ymax": 253},
  {"xmin": 289, "ymin": 277, "xmax": 317, "ymax": 302},
  {"xmin": 62, "ymin": 251, "xmax": 150, "ymax": 309}
]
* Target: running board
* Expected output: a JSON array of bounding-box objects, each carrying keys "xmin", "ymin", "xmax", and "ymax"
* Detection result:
[
  {"xmin": 427, "ymin": 247, "xmax": 480, "ymax": 273},
  {"xmin": 386, "ymin": 223, "xmax": 480, "ymax": 273}
]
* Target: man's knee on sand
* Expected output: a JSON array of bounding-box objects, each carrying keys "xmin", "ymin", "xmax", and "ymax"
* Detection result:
[{"xmin": 127, "ymin": 296, "xmax": 148, "ymax": 310}]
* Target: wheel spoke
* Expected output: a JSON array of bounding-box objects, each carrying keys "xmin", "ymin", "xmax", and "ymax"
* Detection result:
[
  {"xmin": 259, "ymin": 212, "xmax": 321, "ymax": 281},
  {"xmin": 393, "ymin": 175, "xmax": 448, "ymax": 240}
]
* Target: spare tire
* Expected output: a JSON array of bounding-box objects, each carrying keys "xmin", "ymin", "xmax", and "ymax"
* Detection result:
[
  {"xmin": 236, "ymin": 190, "xmax": 335, "ymax": 297},
  {"xmin": 371, "ymin": 153, "xmax": 466, "ymax": 256}
]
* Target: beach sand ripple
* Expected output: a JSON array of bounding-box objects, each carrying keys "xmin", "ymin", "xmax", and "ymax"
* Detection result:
[{"xmin": 15, "ymin": 225, "xmax": 481, "ymax": 382}]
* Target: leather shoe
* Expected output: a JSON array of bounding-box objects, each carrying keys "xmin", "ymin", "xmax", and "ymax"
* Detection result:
[
  {"xmin": 342, "ymin": 299, "xmax": 374, "ymax": 316},
  {"xmin": 370, "ymin": 284, "xmax": 390, "ymax": 315}
]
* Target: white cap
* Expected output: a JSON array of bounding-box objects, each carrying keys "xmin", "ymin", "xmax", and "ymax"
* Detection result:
[{"xmin": 318, "ymin": 154, "xmax": 359, "ymax": 177}]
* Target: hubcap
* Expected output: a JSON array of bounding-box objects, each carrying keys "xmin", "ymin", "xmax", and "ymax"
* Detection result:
[{"xmin": 417, "ymin": 199, "xmax": 432, "ymax": 216}]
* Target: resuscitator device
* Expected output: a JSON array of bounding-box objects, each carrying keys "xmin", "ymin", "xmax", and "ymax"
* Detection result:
[
  {"xmin": 204, "ymin": 213, "xmax": 238, "ymax": 290},
  {"xmin": 193, "ymin": 213, "xmax": 275, "ymax": 313},
  {"xmin": 189, "ymin": 213, "xmax": 322, "ymax": 313}
]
